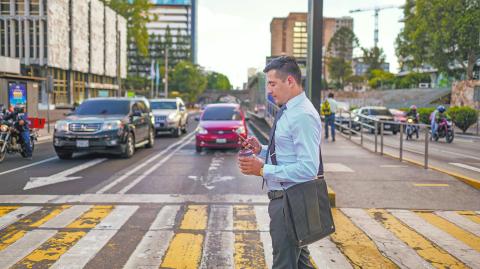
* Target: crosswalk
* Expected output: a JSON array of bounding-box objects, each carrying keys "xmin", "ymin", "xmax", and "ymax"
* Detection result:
[{"xmin": 0, "ymin": 203, "xmax": 479, "ymax": 268}]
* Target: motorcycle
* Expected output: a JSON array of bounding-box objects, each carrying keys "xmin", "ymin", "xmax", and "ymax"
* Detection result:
[
  {"xmin": 0, "ymin": 118, "xmax": 37, "ymax": 162},
  {"xmin": 432, "ymin": 118, "xmax": 454, "ymax": 143},
  {"xmin": 405, "ymin": 117, "xmax": 419, "ymax": 140}
]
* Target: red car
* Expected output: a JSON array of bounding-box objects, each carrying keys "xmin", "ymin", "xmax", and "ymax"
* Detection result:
[{"xmin": 195, "ymin": 103, "xmax": 248, "ymax": 152}]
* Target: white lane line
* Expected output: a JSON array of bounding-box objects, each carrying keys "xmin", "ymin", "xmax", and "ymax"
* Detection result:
[
  {"xmin": 342, "ymin": 208, "xmax": 434, "ymax": 269},
  {"xmin": 439, "ymin": 150, "xmax": 480, "ymax": 161},
  {"xmin": 0, "ymin": 157, "xmax": 57, "ymax": 177},
  {"xmin": 0, "ymin": 206, "xmax": 40, "ymax": 231},
  {"xmin": 96, "ymin": 132, "xmax": 195, "ymax": 194},
  {"xmin": 0, "ymin": 194, "xmax": 271, "ymax": 204},
  {"xmin": 389, "ymin": 209, "xmax": 480, "ymax": 268},
  {"xmin": 309, "ymin": 238, "xmax": 353, "ymax": 269},
  {"xmin": 123, "ymin": 206, "xmax": 179, "ymax": 269},
  {"xmin": 449, "ymin": 163, "xmax": 480, "ymax": 173},
  {"xmin": 40, "ymin": 205, "xmax": 92, "ymax": 229},
  {"xmin": 434, "ymin": 211, "xmax": 480, "ymax": 237},
  {"xmin": 254, "ymin": 205, "xmax": 272, "ymax": 269},
  {"xmin": 118, "ymin": 136, "xmax": 195, "ymax": 194},
  {"xmin": 0, "ymin": 230, "xmax": 57, "ymax": 268},
  {"xmin": 50, "ymin": 205, "xmax": 138, "ymax": 269},
  {"xmin": 149, "ymin": 205, "xmax": 180, "ymax": 230},
  {"xmin": 201, "ymin": 205, "xmax": 235, "ymax": 269},
  {"xmin": 24, "ymin": 158, "xmax": 107, "ymax": 190}
]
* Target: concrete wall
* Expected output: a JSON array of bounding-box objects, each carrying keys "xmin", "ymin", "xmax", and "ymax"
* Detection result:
[
  {"xmin": 451, "ymin": 80, "xmax": 480, "ymax": 109},
  {"xmin": 117, "ymin": 15, "xmax": 127, "ymax": 79},
  {"xmin": 90, "ymin": 0, "xmax": 105, "ymax": 75},
  {"xmin": 71, "ymin": 0, "xmax": 90, "ymax": 73},
  {"xmin": 105, "ymin": 7, "xmax": 117, "ymax": 77},
  {"xmin": 47, "ymin": 0, "xmax": 70, "ymax": 70}
]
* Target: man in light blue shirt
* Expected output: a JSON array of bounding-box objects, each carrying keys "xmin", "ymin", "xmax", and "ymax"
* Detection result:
[{"xmin": 238, "ymin": 56, "xmax": 321, "ymax": 269}]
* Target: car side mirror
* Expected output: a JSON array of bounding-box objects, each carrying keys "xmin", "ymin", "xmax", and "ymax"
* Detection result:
[
  {"xmin": 179, "ymin": 106, "xmax": 186, "ymax": 112},
  {"xmin": 194, "ymin": 115, "xmax": 200, "ymax": 121}
]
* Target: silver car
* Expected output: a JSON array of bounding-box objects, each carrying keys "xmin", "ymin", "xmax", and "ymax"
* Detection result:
[{"xmin": 150, "ymin": 98, "xmax": 188, "ymax": 137}]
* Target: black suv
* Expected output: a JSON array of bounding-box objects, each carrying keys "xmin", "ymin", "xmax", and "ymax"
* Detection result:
[{"xmin": 53, "ymin": 98, "xmax": 155, "ymax": 159}]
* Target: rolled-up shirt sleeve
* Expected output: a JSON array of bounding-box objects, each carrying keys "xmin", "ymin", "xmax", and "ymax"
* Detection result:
[{"xmin": 263, "ymin": 114, "xmax": 320, "ymax": 183}]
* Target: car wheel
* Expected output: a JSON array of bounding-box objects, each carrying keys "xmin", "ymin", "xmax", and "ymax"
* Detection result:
[
  {"xmin": 145, "ymin": 128, "xmax": 155, "ymax": 148},
  {"xmin": 57, "ymin": 151, "xmax": 73, "ymax": 160},
  {"xmin": 392, "ymin": 130, "xmax": 398, "ymax": 135},
  {"xmin": 181, "ymin": 120, "xmax": 188, "ymax": 134},
  {"xmin": 122, "ymin": 132, "xmax": 135, "ymax": 158},
  {"xmin": 196, "ymin": 145, "xmax": 202, "ymax": 153},
  {"xmin": 172, "ymin": 126, "xmax": 181, "ymax": 137}
]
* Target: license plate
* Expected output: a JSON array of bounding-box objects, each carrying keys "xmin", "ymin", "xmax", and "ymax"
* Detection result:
[
  {"xmin": 76, "ymin": 140, "xmax": 89, "ymax": 148},
  {"xmin": 384, "ymin": 125, "xmax": 391, "ymax": 129},
  {"xmin": 155, "ymin": 123, "xmax": 160, "ymax": 128},
  {"xmin": 216, "ymin": 138, "xmax": 227, "ymax": 144}
]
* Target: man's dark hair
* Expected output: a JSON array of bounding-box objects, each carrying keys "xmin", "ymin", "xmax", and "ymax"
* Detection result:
[
  {"xmin": 263, "ymin": 56, "xmax": 302, "ymax": 85},
  {"xmin": 328, "ymin": 93, "xmax": 334, "ymax": 98}
]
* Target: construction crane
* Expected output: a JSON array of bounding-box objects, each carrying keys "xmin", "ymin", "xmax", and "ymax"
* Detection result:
[{"xmin": 350, "ymin": 5, "xmax": 402, "ymax": 48}]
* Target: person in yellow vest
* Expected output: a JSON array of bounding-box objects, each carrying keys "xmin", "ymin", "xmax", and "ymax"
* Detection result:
[{"xmin": 321, "ymin": 93, "xmax": 338, "ymax": 141}]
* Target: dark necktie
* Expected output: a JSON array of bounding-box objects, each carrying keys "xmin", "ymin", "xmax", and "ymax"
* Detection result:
[{"xmin": 262, "ymin": 105, "xmax": 286, "ymax": 189}]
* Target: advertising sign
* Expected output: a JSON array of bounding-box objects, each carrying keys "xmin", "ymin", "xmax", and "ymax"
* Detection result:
[{"xmin": 8, "ymin": 83, "xmax": 27, "ymax": 107}]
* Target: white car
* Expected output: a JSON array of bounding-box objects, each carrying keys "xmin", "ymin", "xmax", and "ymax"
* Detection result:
[{"xmin": 150, "ymin": 98, "xmax": 188, "ymax": 137}]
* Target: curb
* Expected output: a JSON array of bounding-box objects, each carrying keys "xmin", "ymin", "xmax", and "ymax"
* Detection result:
[
  {"xmin": 383, "ymin": 152, "xmax": 480, "ymax": 190},
  {"xmin": 249, "ymin": 117, "xmax": 336, "ymax": 207}
]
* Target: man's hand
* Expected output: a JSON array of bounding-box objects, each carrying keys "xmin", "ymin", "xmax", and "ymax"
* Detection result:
[
  {"xmin": 242, "ymin": 136, "xmax": 262, "ymax": 155},
  {"xmin": 238, "ymin": 156, "xmax": 264, "ymax": 176}
]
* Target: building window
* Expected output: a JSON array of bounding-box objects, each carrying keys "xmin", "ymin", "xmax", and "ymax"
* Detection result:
[
  {"xmin": 474, "ymin": 86, "xmax": 480, "ymax": 102},
  {"xmin": 30, "ymin": 0, "xmax": 40, "ymax": 15},
  {"xmin": 0, "ymin": 0, "xmax": 10, "ymax": 15},
  {"xmin": 0, "ymin": 19, "xmax": 5, "ymax": 56},
  {"xmin": 16, "ymin": 1, "xmax": 25, "ymax": 15},
  {"xmin": 53, "ymin": 68, "xmax": 68, "ymax": 105}
]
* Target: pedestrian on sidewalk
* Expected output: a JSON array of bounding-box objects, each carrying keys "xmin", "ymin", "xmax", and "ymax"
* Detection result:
[
  {"xmin": 321, "ymin": 92, "xmax": 337, "ymax": 141},
  {"xmin": 237, "ymin": 56, "xmax": 321, "ymax": 269}
]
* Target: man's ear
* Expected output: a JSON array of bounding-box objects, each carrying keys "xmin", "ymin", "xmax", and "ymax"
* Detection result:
[{"xmin": 287, "ymin": 75, "xmax": 295, "ymax": 86}]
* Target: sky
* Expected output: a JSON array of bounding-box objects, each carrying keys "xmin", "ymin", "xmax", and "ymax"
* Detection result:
[{"xmin": 197, "ymin": 0, "xmax": 406, "ymax": 89}]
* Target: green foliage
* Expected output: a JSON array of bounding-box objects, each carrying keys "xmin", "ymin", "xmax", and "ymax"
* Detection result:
[
  {"xmin": 362, "ymin": 47, "xmax": 387, "ymax": 78},
  {"xmin": 103, "ymin": 0, "xmax": 154, "ymax": 56},
  {"xmin": 124, "ymin": 75, "xmax": 148, "ymax": 93},
  {"xmin": 447, "ymin": 106, "xmax": 479, "ymax": 133},
  {"xmin": 417, "ymin": 107, "xmax": 435, "ymax": 124},
  {"xmin": 207, "ymin": 72, "xmax": 232, "ymax": 91},
  {"xmin": 394, "ymin": 72, "xmax": 431, "ymax": 89},
  {"xmin": 326, "ymin": 27, "xmax": 359, "ymax": 89},
  {"xmin": 396, "ymin": 0, "xmax": 480, "ymax": 80},
  {"xmin": 368, "ymin": 69, "xmax": 395, "ymax": 89},
  {"xmin": 327, "ymin": 57, "xmax": 353, "ymax": 89},
  {"xmin": 170, "ymin": 61, "xmax": 207, "ymax": 103}
]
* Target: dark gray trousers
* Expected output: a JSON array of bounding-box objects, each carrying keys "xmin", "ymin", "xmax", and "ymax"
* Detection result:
[{"xmin": 269, "ymin": 198, "xmax": 315, "ymax": 269}]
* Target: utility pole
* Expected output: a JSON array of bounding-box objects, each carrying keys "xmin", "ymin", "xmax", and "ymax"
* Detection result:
[
  {"xmin": 164, "ymin": 47, "xmax": 169, "ymax": 98},
  {"xmin": 307, "ymin": 0, "xmax": 323, "ymax": 112}
]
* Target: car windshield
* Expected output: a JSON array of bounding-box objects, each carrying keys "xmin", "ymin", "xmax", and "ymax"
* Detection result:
[
  {"xmin": 151, "ymin": 101, "xmax": 177, "ymax": 110},
  {"xmin": 75, "ymin": 100, "xmax": 130, "ymax": 115},
  {"xmin": 370, "ymin": 109, "xmax": 392, "ymax": 116},
  {"xmin": 202, "ymin": 107, "xmax": 241, "ymax": 121}
]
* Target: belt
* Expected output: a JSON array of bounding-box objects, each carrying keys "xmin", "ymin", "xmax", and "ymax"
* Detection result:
[{"xmin": 267, "ymin": 190, "xmax": 284, "ymax": 200}]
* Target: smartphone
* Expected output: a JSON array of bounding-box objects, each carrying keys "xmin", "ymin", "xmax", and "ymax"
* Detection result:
[{"xmin": 234, "ymin": 128, "xmax": 253, "ymax": 149}]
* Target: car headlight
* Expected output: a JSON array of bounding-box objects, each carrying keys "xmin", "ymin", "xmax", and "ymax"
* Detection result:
[
  {"xmin": 102, "ymin": 120, "xmax": 123, "ymax": 131},
  {"xmin": 0, "ymin": 125, "xmax": 8, "ymax": 132},
  {"xmin": 168, "ymin": 113, "xmax": 176, "ymax": 121},
  {"xmin": 354, "ymin": 117, "xmax": 359, "ymax": 121},
  {"xmin": 55, "ymin": 121, "xmax": 69, "ymax": 132},
  {"xmin": 197, "ymin": 126, "xmax": 208, "ymax": 134},
  {"xmin": 236, "ymin": 126, "xmax": 246, "ymax": 135}
]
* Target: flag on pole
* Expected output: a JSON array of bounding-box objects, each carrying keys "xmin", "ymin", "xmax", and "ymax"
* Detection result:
[
  {"xmin": 155, "ymin": 61, "xmax": 160, "ymax": 86},
  {"xmin": 150, "ymin": 59, "xmax": 155, "ymax": 79}
]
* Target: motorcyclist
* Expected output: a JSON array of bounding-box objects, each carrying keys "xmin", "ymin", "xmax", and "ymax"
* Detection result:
[
  {"xmin": 430, "ymin": 105, "xmax": 447, "ymax": 139},
  {"xmin": 3, "ymin": 104, "xmax": 32, "ymax": 158},
  {"xmin": 406, "ymin": 105, "xmax": 419, "ymax": 138}
]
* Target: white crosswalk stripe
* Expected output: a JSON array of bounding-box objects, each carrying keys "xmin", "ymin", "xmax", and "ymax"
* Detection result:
[
  {"xmin": 0, "ymin": 206, "xmax": 40, "ymax": 230},
  {"xmin": 201, "ymin": 205, "xmax": 234, "ymax": 268},
  {"xmin": 254, "ymin": 205, "xmax": 272, "ymax": 269},
  {"xmin": 389, "ymin": 209, "xmax": 480, "ymax": 268},
  {"xmin": 434, "ymin": 211, "xmax": 480, "ymax": 237},
  {"xmin": 40, "ymin": 205, "xmax": 92, "ymax": 229},
  {"xmin": 50, "ymin": 206, "xmax": 138, "ymax": 269},
  {"xmin": 309, "ymin": 238, "xmax": 353, "ymax": 269}
]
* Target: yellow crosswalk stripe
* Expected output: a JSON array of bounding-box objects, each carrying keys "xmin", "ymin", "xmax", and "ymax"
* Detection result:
[
  {"xmin": 367, "ymin": 209, "xmax": 466, "ymax": 269},
  {"xmin": 330, "ymin": 208, "xmax": 398, "ymax": 269},
  {"xmin": 11, "ymin": 205, "xmax": 113, "ymax": 268},
  {"xmin": 0, "ymin": 206, "xmax": 19, "ymax": 217},
  {"xmin": 180, "ymin": 205, "xmax": 208, "ymax": 230},
  {"xmin": 233, "ymin": 205, "xmax": 267, "ymax": 269},
  {"xmin": 457, "ymin": 211, "xmax": 480, "ymax": 225},
  {"xmin": 416, "ymin": 211, "xmax": 480, "ymax": 252},
  {"xmin": 0, "ymin": 205, "xmax": 70, "ymax": 251},
  {"xmin": 161, "ymin": 205, "xmax": 206, "ymax": 268}
]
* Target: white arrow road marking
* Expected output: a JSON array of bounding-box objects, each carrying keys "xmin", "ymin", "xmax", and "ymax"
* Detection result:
[
  {"xmin": 188, "ymin": 153, "xmax": 235, "ymax": 190},
  {"xmin": 23, "ymin": 158, "xmax": 107, "ymax": 190}
]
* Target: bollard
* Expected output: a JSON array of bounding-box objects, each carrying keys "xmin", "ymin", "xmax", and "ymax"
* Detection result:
[
  {"xmin": 399, "ymin": 124, "xmax": 403, "ymax": 162},
  {"xmin": 380, "ymin": 122, "xmax": 384, "ymax": 155},
  {"xmin": 424, "ymin": 127, "xmax": 429, "ymax": 169},
  {"xmin": 374, "ymin": 121, "xmax": 378, "ymax": 153}
]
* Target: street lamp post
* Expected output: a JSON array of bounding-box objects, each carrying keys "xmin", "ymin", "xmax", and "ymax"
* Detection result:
[{"xmin": 307, "ymin": 0, "xmax": 323, "ymax": 112}]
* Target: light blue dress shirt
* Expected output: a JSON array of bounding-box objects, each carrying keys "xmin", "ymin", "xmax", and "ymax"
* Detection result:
[{"xmin": 260, "ymin": 91, "xmax": 322, "ymax": 191}]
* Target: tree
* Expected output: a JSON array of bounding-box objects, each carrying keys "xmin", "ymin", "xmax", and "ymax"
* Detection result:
[
  {"xmin": 207, "ymin": 72, "xmax": 232, "ymax": 91},
  {"xmin": 102, "ymin": 0, "xmax": 154, "ymax": 56},
  {"xmin": 170, "ymin": 61, "xmax": 207, "ymax": 103},
  {"xmin": 362, "ymin": 47, "xmax": 387, "ymax": 78},
  {"xmin": 396, "ymin": 0, "xmax": 480, "ymax": 80},
  {"xmin": 368, "ymin": 69, "xmax": 395, "ymax": 89},
  {"xmin": 326, "ymin": 27, "xmax": 359, "ymax": 89}
]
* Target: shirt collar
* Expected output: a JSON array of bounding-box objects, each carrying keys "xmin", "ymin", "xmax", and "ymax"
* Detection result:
[{"xmin": 285, "ymin": 91, "xmax": 306, "ymax": 110}]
